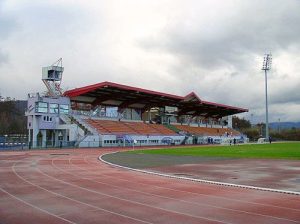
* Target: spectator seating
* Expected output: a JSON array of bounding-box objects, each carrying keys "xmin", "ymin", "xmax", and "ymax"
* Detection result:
[
  {"xmin": 85, "ymin": 119, "xmax": 177, "ymax": 136},
  {"xmin": 173, "ymin": 124, "xmax": 240, "ymax": 136}
]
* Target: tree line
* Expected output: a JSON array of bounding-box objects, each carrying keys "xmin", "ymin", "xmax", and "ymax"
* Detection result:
[
  {"xmin": 0, "ymin": 101, "xmax": 27, "ymax": 135},
  {"xmin": 232, "ymin": 116, "xmax": 300, "ymax": 141}
]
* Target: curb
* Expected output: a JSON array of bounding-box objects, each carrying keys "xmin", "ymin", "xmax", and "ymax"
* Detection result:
[{"xmin": 99, "ymin": 152, "xmax": 300, "ymax": 196}]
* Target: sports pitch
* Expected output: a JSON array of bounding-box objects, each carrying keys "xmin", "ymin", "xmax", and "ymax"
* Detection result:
[
  {"xmin": 127, "ymin": 142, "xmax": 300, "ymax": 160},
  {"xmin": 103, "ymin": 142, "xmax": 300, "ymax": 192}
]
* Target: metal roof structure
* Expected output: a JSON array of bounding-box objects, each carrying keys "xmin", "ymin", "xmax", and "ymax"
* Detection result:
[{"xmin": 64, "ymin": 81, "xmax": 248, "ymax": 118}]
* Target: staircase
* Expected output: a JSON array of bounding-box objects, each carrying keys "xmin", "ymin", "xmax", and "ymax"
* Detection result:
[
  {"xmin": 164, "ymin": 124, "xmax": 181, "ymax": 133},
  {"xmin": 60, "ymin": 114, "xmax": 72, "ymax": 124},
  {"xmin": 181, "ymin": 135, "xmax": 190, "ymax": 145},
  {"xmin": 71, "ymin": 115, "xmax": 97, "ymax": 135}
]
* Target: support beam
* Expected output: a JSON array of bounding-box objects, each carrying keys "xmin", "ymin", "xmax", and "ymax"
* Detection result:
[{"xmin": 92, "ymin": 96, "xmax": 113, "ymax": 107}]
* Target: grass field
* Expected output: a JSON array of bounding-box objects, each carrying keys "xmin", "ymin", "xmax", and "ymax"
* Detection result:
[{"xmin": 128, "ymin": 142, "xmax": 300, "ymax": 160}]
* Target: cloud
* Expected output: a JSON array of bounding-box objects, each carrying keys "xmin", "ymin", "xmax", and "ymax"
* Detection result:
[
  {"xmin": 0, "ymin": 0, "xmax": 299, "ymax": 122},
  {"xmin": 137, "ymin": 0, "xmax": 300, "ymax": 121},
  {"xmin": 270, "ymin": 83, "xmax": 300, "ymax": 105},
  {"xmin": 0, "ymin": 0, "xmax": 17, "ymax": 65},
  {"xmin": 0, "ymin": 0, "xmax": 98, "ymax": 97},
  {"xmin": 0, "ymin": 1, "xmax": 16, "ymax": 37},
  {"xmin": 0, "ymin": 51, "xmax": 8, "ymax": 66},
  {"xmin": 141, "ymin": 0, "xmax": 300, "ymax": 71}
]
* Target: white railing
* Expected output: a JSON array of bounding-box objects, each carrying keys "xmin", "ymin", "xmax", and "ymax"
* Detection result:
[{"xmin": 71, "ymin": 114, "xmax": 99, "ymax": 135}]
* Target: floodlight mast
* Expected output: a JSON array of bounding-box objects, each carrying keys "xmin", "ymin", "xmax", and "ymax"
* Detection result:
[{"xmin": 262, "ymin": 53, "xmax": 272, "ymax": 140}]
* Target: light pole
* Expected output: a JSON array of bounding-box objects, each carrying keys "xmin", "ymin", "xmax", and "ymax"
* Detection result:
[{"xmin": 262, "ymin": 54, "xmax": 272, "ymax": 140}]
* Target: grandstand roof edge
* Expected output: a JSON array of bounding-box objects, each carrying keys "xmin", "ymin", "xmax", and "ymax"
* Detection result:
[
  {"xmin": 183, "ymin": 92, "xmax": 202, "ymax": 102},
  {"xmin": 63, "ymin": 81, "xmax": 248, "ymax": 113},
  {"xmin": 202, "ymin": 100, "xmax": 248, "ymax": 112},
  {"xmin": 64, "ymin": 81, "xmax": 184, "ymax": 99}
]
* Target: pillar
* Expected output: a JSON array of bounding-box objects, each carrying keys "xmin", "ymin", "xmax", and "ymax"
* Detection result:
[
  {"xmin": 32, "ymin": 115, "xmax": 38, "ymax": 148},
  {"xmin": 42, "ymin": 130, "xmax": 47, "ymax": 148}
]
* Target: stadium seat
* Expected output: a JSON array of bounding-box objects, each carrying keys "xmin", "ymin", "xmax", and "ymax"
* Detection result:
[{"xmin": 85, "ymin": 119, "xmax": 177, "ymax": 136}]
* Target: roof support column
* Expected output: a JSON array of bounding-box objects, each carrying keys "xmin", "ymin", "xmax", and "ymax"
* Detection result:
[
  {"xmin": 227, "ymin": 116, "xmax": 233, "ymax": 128},
  {"xmin": 148, "ymin": 109, "xmax": 151, "ymax": 122}
]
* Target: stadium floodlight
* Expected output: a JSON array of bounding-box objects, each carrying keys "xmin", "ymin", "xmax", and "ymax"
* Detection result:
[{"xmin": 262, "ymin": 53, "xmax": 272, "ymax": 140}]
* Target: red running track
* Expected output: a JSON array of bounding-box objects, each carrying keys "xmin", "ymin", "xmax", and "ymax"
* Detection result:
[{"xmin": 0, "ymin": 148, "xmax": 300, "ymax": 224}]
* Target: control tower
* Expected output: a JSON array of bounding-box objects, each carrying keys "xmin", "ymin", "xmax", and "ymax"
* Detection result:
[
  {"xmin": 42, "ymin": 58, "xmax": 64, "ymax": 97},
  {"xmin": 26, "ymin": 59, "xmax": 82, "ymax": 149}
]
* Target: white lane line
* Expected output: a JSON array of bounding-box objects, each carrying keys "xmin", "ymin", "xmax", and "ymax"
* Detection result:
[
  {"xmin": 0, "ymin": 185, "xmax": 76, "ymax": 224},
  {"xmin": 82, "ymin": 153, "xmax": 300, "ymax": 211},
  {"xmin": 12, "ymin": 159, "xmax": 153, "ymax": 224},
  {"xmin": 65, "ymin": 156, "xmax": 300, "ymax": 223},
  {"xmin": 100, "ymin": 152, "xmax": 300, "ymax": 196},
  {"xmin": 1, "ymin": 155, "xmax": 76, "ymax": 224},
  {"xmin": 45, "ymin": 156, "xmax": 230, "ymax": 224}
]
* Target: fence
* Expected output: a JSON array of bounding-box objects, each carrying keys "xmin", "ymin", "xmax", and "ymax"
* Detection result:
[
  {"xmin": 0, "ymin": 137, "xmax": 238, "ymax": 150},
  {"xmin": 0, "ymin": 140, "xmax": 184, "ymax": 150}
]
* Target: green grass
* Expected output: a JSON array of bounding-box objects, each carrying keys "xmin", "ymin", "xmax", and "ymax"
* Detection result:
[{"xmin": 128, "ymin": 142, "xmax": 300, "ymax": 160}]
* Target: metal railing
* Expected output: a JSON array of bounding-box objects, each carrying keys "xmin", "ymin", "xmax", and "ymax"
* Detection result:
[{"xmin": 0, "ymin": 140, "xmax": 182, "ymax": 150}]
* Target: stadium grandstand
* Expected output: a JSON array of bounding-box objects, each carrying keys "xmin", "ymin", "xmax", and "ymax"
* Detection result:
[{"xmin": 25, "ymin": 61, "xmax": 248, "ymax": 148}]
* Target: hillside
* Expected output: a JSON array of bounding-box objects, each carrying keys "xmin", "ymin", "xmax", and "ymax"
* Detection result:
[
  {"xmin": 0, "ymin": 100, "xmax": 27, "ymax": 135},
  {"xmin": 269, "ymin": 122, "xmax": 300, "ymax": 130}
]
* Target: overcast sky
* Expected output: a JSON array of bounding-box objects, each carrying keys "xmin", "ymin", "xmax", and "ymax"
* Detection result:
[{"xmin": 0, "ymin": 0, "xmax": 299, "ymax": 123}]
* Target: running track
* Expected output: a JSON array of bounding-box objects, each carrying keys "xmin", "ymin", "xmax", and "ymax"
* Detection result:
[{"xmin": 0, "ymin": 149, "xmax": 300, "ymax": 224}]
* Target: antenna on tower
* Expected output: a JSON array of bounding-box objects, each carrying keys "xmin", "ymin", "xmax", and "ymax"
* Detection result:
[{"xmin": 42, "ymin": 58, "xmax": 64, "ymax": 97}]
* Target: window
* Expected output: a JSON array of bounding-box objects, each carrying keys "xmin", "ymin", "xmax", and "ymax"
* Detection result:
[
  {"xmin": 35, "ymin": 102, "xmax": 48, "ymax": 113},
  {"xmin": 49, "ymin": 103, "xmax": 59, "ymax": 114},
  {"xmin": 43, "ymin": 116, "xmax": 53, "ymax": 122},
  {"xmin": 60, "ymin": 104, "xmax": 69, "ymax": 114}
]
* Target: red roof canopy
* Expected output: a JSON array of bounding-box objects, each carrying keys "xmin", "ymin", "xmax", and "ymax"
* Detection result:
[{"xmin": 64, "ymin": 81, "xmax": 248, "ymax": 117}]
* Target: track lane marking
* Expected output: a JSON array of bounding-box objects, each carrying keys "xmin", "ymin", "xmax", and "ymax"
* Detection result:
[
  {"xmin": 12, "ymin": 158, "xmax": 153, "ymax": 224},
  {"xmin": 42, "ymin": 156, "xmax": 231, "ymax": 224},
  {"xmin": 83, "ymin": 153, "xmax": 300, "ymax": 210},
  {"xmin": 100, "ymin": 152, "xmax": 300, "ymax": 196},
  {"xmin": 0, "ymin": 156, "xmax": 77, "ymax": 224},
  {"xmin": 63, "ymin": 156, "xmax": 300, "ymax": 223},
  {"xmin": 2, "ymin": 150, "xmax": 300, "ymax": 224},
  {"xmin": 0, "ymin": 187, "xmax": 77, "ymax": 224}
]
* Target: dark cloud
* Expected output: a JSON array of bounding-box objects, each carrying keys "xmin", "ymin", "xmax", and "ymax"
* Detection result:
[
  {"xmin": 270, "ymin": 83, "xmax": 300, "ymax": 105},
  {"xmin": 141, "ymin": 1, "xmax": 300, "ymax": 71},
  {"xmin": 138, "ymin": 0, "xmax": 300, "ymax": 121}
]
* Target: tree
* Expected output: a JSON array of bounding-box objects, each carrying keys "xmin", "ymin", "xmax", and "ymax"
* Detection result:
[
  {"xmin": 243, "ymin": 128, "xmax": 260, "ymax": 141},
  {"xmin": 232, "ymin": 116, "xmax": 251, "ymax": 130},
  {"xmin": 0, "ymin": 101, "xmax": 26, "ymax": 135}
]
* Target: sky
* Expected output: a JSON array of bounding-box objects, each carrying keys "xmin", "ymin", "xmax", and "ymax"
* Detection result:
[{"xmin": 0, "ymin": 0, "xmax": 299, "ymax": 123}]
